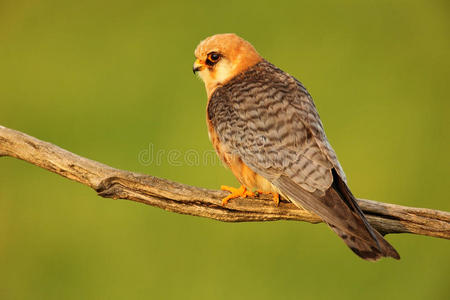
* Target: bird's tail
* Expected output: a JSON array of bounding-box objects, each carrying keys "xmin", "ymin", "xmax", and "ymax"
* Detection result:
[
  {"xmin": 274, "ymin": 169, "xmax": 400, "ymax": 261},
  {"xmin": 329, "ymin": 169, "xmax": 400, "ymax": 260}
]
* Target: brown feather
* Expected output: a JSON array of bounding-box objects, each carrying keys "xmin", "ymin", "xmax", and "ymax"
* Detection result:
[
  {"xmin": 197, "ymin": 34, "xmax": 400, "ymax": 260},
  {"xmin": 274, "ymin": 170, "xmax": 399, "ymax": 260}
]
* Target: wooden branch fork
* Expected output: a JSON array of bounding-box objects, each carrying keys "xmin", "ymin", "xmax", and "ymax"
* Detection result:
[{"xmin": 1, "ymin": 125, "xmax": 449, "ymax": 239}]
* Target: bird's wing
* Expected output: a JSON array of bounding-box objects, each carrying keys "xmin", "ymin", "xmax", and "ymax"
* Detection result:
[
  {"xmin": 208, "ymin": 61, "xmax": 399, "ymax": 260},
  {"xmin": 208, "ymin": 61, "xmax": 337, "ymax": 194}
]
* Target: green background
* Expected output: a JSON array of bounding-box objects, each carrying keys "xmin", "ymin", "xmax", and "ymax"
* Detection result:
[{"xmin": 1, "ymin": 0, "xmax": 449, "ymax": 299}]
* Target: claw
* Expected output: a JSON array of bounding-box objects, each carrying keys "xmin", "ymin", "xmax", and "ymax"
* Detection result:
[
  {"xmin": 220, "ymin": 185, "xmax": 255, "ymax": 206},
  {"xmin": 257, "ymin": 190, "xmax": 280, "ymax": 206}
]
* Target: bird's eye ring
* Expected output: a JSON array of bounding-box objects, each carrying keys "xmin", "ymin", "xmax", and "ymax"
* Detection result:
[{"xmin": 206, "ymin": 52, "xmax": 221, "ymax": 66}]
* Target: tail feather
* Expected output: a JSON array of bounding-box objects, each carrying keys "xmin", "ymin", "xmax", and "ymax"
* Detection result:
[
  {"xmin": 274, "ymin": 169, "xmax": 400, "ymax": 261},
  {"xmin": 330, "ymin": 169, "xmax": 400, "ymax": 260}
]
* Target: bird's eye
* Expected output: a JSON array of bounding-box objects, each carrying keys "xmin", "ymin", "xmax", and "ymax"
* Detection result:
[{"xmin": 206, "ymin": 52, "xmax": 221, "ymax": 66}]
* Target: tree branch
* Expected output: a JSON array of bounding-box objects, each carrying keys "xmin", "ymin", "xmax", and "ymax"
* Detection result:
[{"xmin": 1, "ymin": 125, "xmax": 449, "ymax": 239}]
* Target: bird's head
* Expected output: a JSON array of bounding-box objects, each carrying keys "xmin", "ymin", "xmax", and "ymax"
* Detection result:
[{"xmin": 193, "ymin": 33, "xmax": 262, "ymax": 97}]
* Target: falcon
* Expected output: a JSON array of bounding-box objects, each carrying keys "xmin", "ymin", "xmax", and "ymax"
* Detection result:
[{"xmin": 193, "ymin": 33, "xmax": 400, "ymax": 261}]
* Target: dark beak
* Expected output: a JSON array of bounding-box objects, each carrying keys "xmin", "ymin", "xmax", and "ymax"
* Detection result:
[
  {"xmin": 193, "ymin": 59, "xmax": 203, "ymax": 74},
  {"xmin": 193, "ymin": 65, "xmax": 201, "ymax": 74}
]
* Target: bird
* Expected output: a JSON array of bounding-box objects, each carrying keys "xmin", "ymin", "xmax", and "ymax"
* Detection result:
[{"xmin": 193, "ymin": 33, "xmax": 400, "ymax": 261}]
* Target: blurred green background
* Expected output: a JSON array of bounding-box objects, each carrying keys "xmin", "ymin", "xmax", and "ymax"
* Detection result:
[{"xmin": 1, "ymin": 0, "xmax": 449, "ymax": 299}]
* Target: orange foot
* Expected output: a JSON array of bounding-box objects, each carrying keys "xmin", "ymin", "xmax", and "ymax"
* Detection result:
[
  {"xmin": 220, "ymin": 185, "xmax": 255, "ymax": 206},
  {"xmin": 257, "ymin": 190, "xmax": 280, "ymax": 206}
]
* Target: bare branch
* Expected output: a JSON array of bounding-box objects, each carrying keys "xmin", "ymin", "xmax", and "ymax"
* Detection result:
[{"xmin": 1, "ymin": 125, "xmax": 449, "ymax": 239}]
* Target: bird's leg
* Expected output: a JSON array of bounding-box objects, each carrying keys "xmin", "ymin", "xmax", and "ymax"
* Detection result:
[
  {"xmin": 256, "ymin": 190, "xmax": 280, "ymax": 206},
  {"xmin": 220, "ymin": 185, "xmax": 255, "ymax": 206}
]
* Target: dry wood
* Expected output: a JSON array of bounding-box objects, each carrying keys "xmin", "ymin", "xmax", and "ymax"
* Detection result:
[{"xmin": 1, "ymin": 125, "xmax": 449, "ymax": 239}]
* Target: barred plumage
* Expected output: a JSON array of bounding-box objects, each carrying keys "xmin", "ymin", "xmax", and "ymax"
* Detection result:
[
  {"xmin": 195, "ymin": 33, "xmax": 399, "ymax": 260},
  {"xmin": 208, "ymin": 60, "xmax": 340, "ymax": 193}
]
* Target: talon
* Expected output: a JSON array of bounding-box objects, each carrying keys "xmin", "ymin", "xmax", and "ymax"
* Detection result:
[
  {"xmin": 220, "ymin": 185, "xmax": 254, "ymax": 206},
  {"xmin": 257, "ymin": 190, "xmax": 280, "ymax": 206},
  {"xmin": 272, "ymin": 193, "xmax": 280, "ymax": 206}
]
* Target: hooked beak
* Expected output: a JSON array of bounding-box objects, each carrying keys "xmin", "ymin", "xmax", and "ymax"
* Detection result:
[{"xmin": 193, "ymin": 59, "xmax": 203, "ymax": 74}]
